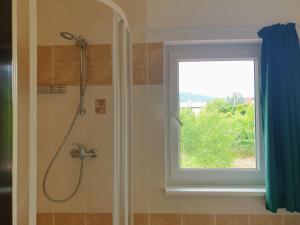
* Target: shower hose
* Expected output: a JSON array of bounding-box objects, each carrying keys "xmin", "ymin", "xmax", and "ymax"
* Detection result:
[{"xmin": 42, "ymin": 102, "xmax": 84, "ymax": 203}]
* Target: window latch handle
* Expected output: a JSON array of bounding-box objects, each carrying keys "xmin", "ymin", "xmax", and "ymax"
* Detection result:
[{"xmin": 173, "ymin": 112, "xmax": 183, "ymax": 126}]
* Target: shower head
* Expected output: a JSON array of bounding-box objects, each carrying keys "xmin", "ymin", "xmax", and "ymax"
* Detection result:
[
  {"xmin": 60, "ymin": 32, "xmax": 88, "ymax": 48},
  {"xmin": 60, "ymin": 32, "xmax": 74, "ymax": 40}
]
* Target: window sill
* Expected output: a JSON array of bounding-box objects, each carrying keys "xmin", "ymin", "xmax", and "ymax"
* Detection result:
[{"xmin": 165, "ymin": 186, "xmax": 266, "ymax": 197}]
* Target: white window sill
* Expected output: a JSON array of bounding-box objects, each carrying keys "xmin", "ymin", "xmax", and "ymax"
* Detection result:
[{"xmin": 165, "ymin": 186, "xmax": 266, "ymax": 197}]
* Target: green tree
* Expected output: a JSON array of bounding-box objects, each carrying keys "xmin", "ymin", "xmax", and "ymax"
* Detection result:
[{"xmin": 180, "ymin": 96, "xmax": 255, "ymax": 168}]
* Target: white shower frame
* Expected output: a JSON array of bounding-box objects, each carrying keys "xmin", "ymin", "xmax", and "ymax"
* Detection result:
[{"xmin": 28, "ymin": 1, "xmax": 132, "ymax": 225}]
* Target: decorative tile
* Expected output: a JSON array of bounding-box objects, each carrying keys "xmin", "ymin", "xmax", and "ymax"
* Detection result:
[
  {"xmin": 53, "ymin": 45, "xmax": 80, "ymax": 85},
  {"xmin": 86, "ymin": 213, "xmax": 112, "ymax": 225},
  {"xmin": 37, "ymin": 213, "xmax": 54, "ymax": 225},
  {"xmin": 54, "ymin": 213, "xmax": 85, "ymax": 225},
  {"xmin": 182, "ymin": 214, "xmax": 215, "ymax": 225},
  {"xmin": 249, "ymin": 215, "xmax": 283, "ymax": 225},
  {"xmin": 150, "ymin": 214, "xmax": 181, "ymax": 225},
  {"xmin": 216, "ymin": 214, "xmax": 248, "ymax": 225},
  {"xmin": 37, "ymin": 43, "xmax": 164, "ymax": 86},
  {"xmin": 38, "ymin": 46, "xmax": 53, "ymax": 85},
  {"xmin": 148, "ymin": 43, "xmax": 164, "ymax": 85},
  {"xmin": 87, "ymin": 44, "xmax": 112, "ymax": 85},
  {"xmin": 133, "ymin": 43, "xmax": 147, "ymax": 85},
  {"xmin": 134, "ymin": 213, "xmax": 150, "ymax": 225},
  {"xmin": 95, "ymin": 99, "xmax": 106, "ymax": 114}
]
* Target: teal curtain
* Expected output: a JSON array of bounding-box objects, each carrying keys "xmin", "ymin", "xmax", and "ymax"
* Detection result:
[{"xmin": 258, "ymin": 23, "xmax": 300, "ymax": 213}]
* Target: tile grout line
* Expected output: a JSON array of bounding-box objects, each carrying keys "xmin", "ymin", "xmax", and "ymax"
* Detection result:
[
  {"xmin": 214, "ymin": 213, "xmax": 216, "ymax": 225},
  {"xmin": 148, "ymin": 212, "xmax": 150, "ymax": 225},
  {"xmin": 180, "ymin": 213, "xmax": 183, "ymax": 225},
  {"xmin": 247, "ymin": 214, "xmax": 250, "ymax": 225}
]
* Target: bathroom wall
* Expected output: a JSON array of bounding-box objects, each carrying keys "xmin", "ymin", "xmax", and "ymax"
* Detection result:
[
  {"xmin": 37, "ymin": 0, "xmax": 114, "ymax": 216},
  {"xmin": 36, "ymin": 0, "xmax": 148, "ymax": 224},
  {"xmin": 36, "ymin": 0, "xmax": 300, "ymax": 225},
  {"xmin": 146, "ymin": 0, "xmax": 300, "ymax": 40},
  {"xmin": 132, "ymin": 1, "xmax": 300, "ymax": 224}
]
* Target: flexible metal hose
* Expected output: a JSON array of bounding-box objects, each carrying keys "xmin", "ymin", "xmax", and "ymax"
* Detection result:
[
  {"xmin": 42, "ymin": 103, "xmax": 84, "ymax": 203},
  {"xmin": 42, "ymin": 45, "xmax": 90, "ymax": 203}
]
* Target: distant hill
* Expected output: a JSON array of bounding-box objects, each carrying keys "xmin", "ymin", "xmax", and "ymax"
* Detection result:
[{"xmin": 180, "ymin": 92, "xmax": 214, "ymax": 103}]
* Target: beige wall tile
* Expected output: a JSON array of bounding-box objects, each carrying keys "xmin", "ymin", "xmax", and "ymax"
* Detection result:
[
  {"xmin": 87, "ymin": 44, "xmax": 112, "ymax": 85},
  {"xmin": 37, "ymin": 2, "xmax": 55, "ymax": 46},
  {"xmin": 133, "ymin": 172, "xmax": 150, "ymax": 212},
  {"xmin": 82, "ymin": 2, "xmax": 113, "ymax": 44},
  {"xmin": 182, "ymin": 214, "xmax": 215, "ymax": 225},
  {"xmin": 86, "ymin": 213, "xmax": 112, "ymax": 225},
  {"xmin": 249, "ymin": 215, "xmax": 283, "ymax": 225},
  {"xmin": 54, "ymin": 213, "xmax": 85, "ymax": 225},
  {"xmin": 284, "ymin": 215, "xmax": 300, "ymax": 225},
  {"xmin": 132, "ymin": 86, "xmax": 150, "ymax": 172},
  {"xmin": 115, "ymin": 0, "xmax": 147, "ymax": 42},
  {"xmin": 148, "ymin": 43, "xmax": 164, "ymax": 85},
  {"xmin": 133, "ymin": 43, "xmax": 148, "ymax": 85},
  {"xmin": 134, "ymin": 213, "xmax": 150, "ymax": 225},
  {"xmin": 150, "ymin": 214, "xmax": 181, "ymax": 225},
  {"xmin": 178, "ymin": 196, "xmax": 266, "ymax": 214},
  {"xmin": 216, "ymin": 214, "xmax": 248, "ymax": 225},
  {"xmin": 144, "ymin": 86, "xmax": 165, "ymax": 172},
  {"xmin": 37, "ymin": 213, "xmax": 54, "ymax": 225},
  {"xmin": 38, "ymin": 46, "xmax": 53, "ymax": 85},
  {"xmin": 51, "ymin": 3, "xmax": 84, "ymax": 45},
  {"xmin": 37, "ymin": 86, "xmax": 114, "ymax": 213},
  {"xmin": 38, "ymin": 0, "xmax": 147, "ymax": 45},
  {"xmin": 53, "ymin": 45, "xmax": 80, "ymax": 85},
  {"xmin": 149, "ymin": 173, "xmax": 181, "ymax": 213}
]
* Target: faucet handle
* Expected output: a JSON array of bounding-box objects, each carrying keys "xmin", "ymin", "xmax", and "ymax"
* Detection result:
[
  {"xmin": 70, "ymin": 144, "xmax": 98, "ymax": 160},
  {"xmin": 72, "ymin": 143, "xmax": 85, "ymax": 149}
]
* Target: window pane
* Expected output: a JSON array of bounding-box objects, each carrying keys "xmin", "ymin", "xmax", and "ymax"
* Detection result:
[{"xmin": 179, "ymin": 61, "xmax": 256, "ymax": 169}]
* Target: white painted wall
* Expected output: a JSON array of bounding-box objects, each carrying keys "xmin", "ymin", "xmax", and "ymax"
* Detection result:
[{"xmin": 146, "ymin": 0, "xmax": 300, "ymax": 41}]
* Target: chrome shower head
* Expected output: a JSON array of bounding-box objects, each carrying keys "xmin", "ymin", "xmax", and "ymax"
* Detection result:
[
  {"xmin": 60, "ymin": 32, "xmax": 88, "ymax": 48},
  {"xmin": 60, "ymin": 32, "xmax": 74, "ymax": 40}
]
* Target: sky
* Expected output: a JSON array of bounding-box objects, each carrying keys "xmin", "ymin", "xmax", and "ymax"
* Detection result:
[{"xmin": 179, "ymin": 61, "xmax": 255, "ymax": 98}]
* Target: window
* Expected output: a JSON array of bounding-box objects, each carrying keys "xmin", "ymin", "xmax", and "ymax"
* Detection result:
[{"xmin": 165, "ymin": 42, "xmax": 264, "ymax": 191}]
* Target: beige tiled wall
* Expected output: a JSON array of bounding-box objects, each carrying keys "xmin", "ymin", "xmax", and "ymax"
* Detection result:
[
  {"xmin": 37, "ymin": 42, "xmax": 300, "ymax": 225},
  {"xmin": 37, "ymin": 86, "xmax": 114, "ymax": 213},
  {"xmin": 37, "ymin": 0, "xmax": 147, "ymax": 46},
  {"xmin": 130, "ymin": 43, "xmax": 299, "ymax": 216},
  {"xmin": 132, "ymin": 43, "xmax": 164, "ymax": 85},
  {"xmin": 34, "ymin": 0, "xmax": 300, "ymax": 224}
]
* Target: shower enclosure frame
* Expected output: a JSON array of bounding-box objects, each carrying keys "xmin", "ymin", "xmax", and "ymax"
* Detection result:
[{"xmin": 28, "ymin": 1, "xmax": 132, "ymax": 225}]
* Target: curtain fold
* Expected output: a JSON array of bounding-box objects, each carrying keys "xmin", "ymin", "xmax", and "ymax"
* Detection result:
[{"xmin": 258, "ymin": 23, "xmax": 300, "ymax": 213}]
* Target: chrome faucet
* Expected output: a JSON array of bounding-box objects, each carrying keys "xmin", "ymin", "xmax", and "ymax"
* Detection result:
[{"xmin": 70, "ymin": 144, "xmax": 98, "ymax": 160}]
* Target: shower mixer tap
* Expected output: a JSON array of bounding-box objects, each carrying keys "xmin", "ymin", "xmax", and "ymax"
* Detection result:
[{"xmin": 71, "ymin": 144, "xmax": 98, "ymax": 160}]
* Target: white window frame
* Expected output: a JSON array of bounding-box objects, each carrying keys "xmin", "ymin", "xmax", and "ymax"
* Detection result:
[{"xmin": 165, "ymin": 41, "xmax": 265, "ymax": 193}]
